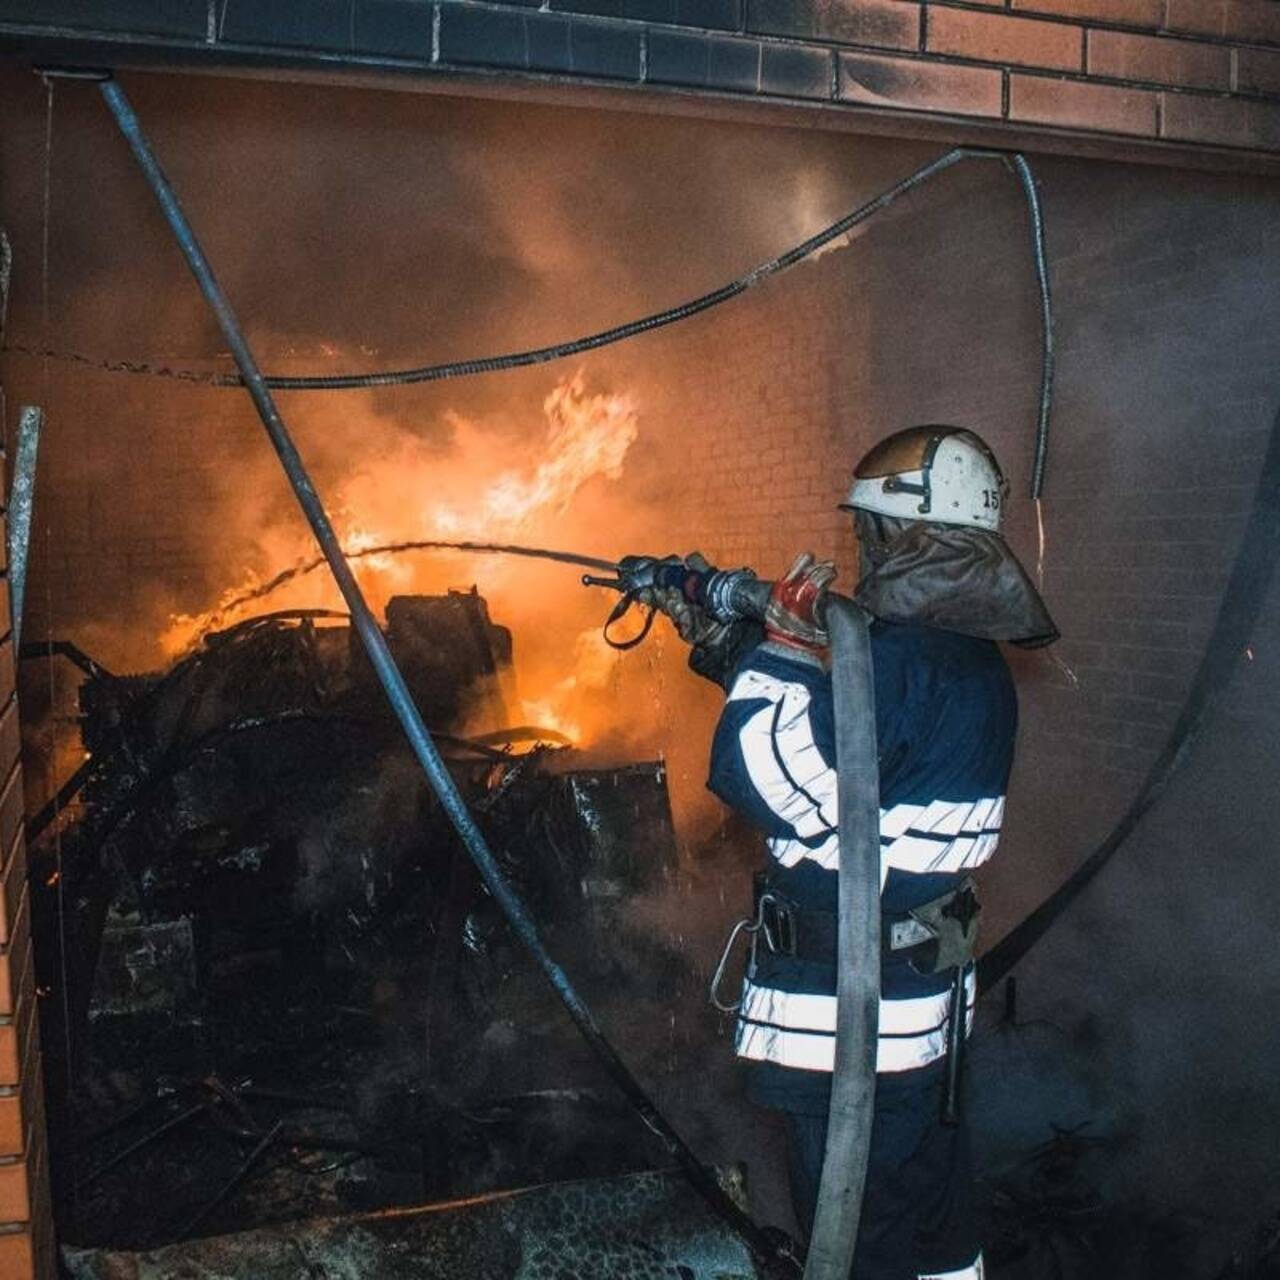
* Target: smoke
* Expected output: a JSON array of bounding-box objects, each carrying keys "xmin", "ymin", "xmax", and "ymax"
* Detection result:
[
  {"xmin": 0, "ymin": 67, "xmax": 948, "ymax": 1234},
  {"xmin": 0, "ymin": 68, "xmax": 934, "ymax": 845}
]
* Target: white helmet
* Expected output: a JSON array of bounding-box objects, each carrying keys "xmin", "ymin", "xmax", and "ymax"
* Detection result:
[{"xmin": 840, "ymin": 425, "xmax": 1007, "ymax": 532}]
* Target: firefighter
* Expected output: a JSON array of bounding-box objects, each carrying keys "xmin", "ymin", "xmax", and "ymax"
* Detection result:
[{"xmin": 631, "ymin": 426, "xmax": 1056, "ymax": 1280}]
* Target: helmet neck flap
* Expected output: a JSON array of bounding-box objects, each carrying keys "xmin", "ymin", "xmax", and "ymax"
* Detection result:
[{"xmin": 852, "ymin": 511, "xmax": 1058, "ymax": 649}]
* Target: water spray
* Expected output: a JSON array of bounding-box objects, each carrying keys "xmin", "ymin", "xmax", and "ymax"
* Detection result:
[{"xmin": 191, "ymin": 538, "xmax": 684, "ymax": 651}]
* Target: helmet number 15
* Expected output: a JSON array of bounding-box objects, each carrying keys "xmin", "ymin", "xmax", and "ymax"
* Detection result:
[{"xmin": 982, "ymin": 489, "xmax": 1001, "ymax": 510}]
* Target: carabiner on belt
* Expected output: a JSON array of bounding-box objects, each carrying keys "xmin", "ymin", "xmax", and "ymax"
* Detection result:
[{"xmin": 709, "ymin": 892, "xmax": 781, "ymax": 1014}]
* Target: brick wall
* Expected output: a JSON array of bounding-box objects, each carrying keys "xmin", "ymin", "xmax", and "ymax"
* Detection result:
[
  {"xmin": 646, "ymin": 153, "xmax": 1280, "ymax": 938},
  {"xmin": 0, "ymin": 445, "xmax": 54, "ymax": 1279},
  {"xmin": 8, "ymin": 0, "xmax": 1280, "ymax": 160}
]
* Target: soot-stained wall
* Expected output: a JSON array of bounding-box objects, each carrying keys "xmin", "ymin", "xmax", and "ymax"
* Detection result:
[{"xmin": 10, "ymin": 0, "xmax": 1280, "ymax": 161}]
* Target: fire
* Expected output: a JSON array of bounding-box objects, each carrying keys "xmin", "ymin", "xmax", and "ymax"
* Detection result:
[
  {"xmin": 506, "ymin": 626, "xmax": 626, "ymax": 746},
  {"xmin": 158, "ymin": 372, "xmax": 640, "ymax": 747}
]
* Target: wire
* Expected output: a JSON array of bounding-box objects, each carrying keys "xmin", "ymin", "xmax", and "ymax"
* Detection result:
[
  {"xmin": 5, "ymin": 144, "xmax": 1056, "ymax": 494},
  {"xmin": 249, "ymin": 148, "xmax": 990, "ymax": 391},
  {"xmin": 1010, "ymin": 155, "xmax": 1055, "ymax": 502}
]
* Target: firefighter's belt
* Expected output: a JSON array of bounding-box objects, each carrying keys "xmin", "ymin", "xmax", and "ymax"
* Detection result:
[{"xmin": 753, "ymin": 875, "xmax": 981, "ymax": 976}]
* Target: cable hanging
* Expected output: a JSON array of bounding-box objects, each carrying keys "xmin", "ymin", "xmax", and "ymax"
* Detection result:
[{"xmin": 6, "ymin": 145, "xmax": 1056, "ymax": 496}]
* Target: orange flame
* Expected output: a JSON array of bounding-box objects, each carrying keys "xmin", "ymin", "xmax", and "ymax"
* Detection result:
[{"xmin": 158, "ymin": 372, "xmax": 640, "ymax": 748}]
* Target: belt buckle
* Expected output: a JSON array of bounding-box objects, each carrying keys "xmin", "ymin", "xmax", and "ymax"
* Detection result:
[{"xmin": 759, "ymin": 895, "xmax": 796, "ymax": 957}]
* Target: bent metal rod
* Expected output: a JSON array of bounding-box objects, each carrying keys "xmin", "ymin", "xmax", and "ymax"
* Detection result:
[{"xmin": 95, "ymin": 75, "xmax": 801, "ymax": 1278}]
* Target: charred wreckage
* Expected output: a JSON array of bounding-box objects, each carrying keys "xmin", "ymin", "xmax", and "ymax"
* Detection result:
[{"xmin": 29, "ymin": 591, "xmax": 739, "ymax": 1274}]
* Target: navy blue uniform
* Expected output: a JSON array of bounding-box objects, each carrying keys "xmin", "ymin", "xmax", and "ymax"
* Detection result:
[{"xmin": 708, "ymin": 621, "xmax": 1016, "ymax": 1280}]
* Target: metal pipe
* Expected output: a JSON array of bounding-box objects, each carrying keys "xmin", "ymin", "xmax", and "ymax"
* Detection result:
[
  {"xmin": 8, "ymin": 405, "xmax": 42, "ymax": 649},
  {"xmin": 97, "ymin": 76, "xmax": 797, "ymax": 1278}
]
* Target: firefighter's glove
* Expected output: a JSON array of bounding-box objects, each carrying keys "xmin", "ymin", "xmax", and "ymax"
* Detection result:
[
  {"xmin": 765, "ymin": 552, "xmax": 837, "ymax": 658},
  {"xmin": 665, "ymin": 553, "xmax": 730, "ymax": 645},
  {"xmin": 618, "ymin": 553, "xmax": 722, "ymax": 646},
  {"xmin": 618, "ymin": 554, "xmax": 684, "ymax": 603}
]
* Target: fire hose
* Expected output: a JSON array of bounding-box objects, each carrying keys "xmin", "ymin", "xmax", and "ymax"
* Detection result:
[
  {"xmin": 97, "ymin": 77, "xmax": 802, "ymax": 1278},
  {"xmin": 807, "ymin": 597, "xmax": 882, "ymax": 1280}
]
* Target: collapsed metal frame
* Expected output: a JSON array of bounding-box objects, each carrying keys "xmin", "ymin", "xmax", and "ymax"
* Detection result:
[{"xmin": 23, "ymin": 67, "xmax": 1061, "ymax": 1277}]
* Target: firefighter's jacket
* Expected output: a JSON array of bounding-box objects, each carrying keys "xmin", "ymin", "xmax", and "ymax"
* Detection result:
[{"xmin": 708, "ymin": 620, "xmax": 1017, "ymax": 1114}]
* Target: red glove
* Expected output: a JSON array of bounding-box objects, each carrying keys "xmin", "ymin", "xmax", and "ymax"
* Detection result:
[{"xmin": 765, "ymin": 553, "xmax": 837, "ymax": 657}]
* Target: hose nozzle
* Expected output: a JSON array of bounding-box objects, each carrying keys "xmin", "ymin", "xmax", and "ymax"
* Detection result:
[{"xmin": 703, "ymin": 568, "xmax": 772, "ymax": 624}]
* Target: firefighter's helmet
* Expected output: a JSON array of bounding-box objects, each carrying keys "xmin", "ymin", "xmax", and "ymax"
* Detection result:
[{"xmin": 840, "ymin": 425, "xmax": 1007, "ymax": 532}]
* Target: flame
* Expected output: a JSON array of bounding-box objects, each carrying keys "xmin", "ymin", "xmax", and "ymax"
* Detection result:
[
  {"xmin": 158, "ymin": 372, "xmax": 640, "ymax": 747},
  {"xmin": 507, "ymin": 626, "xmax": 625, "ymax": 746}
]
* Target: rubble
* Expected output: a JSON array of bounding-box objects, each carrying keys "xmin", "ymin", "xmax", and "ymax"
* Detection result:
[
  {"xmin": 62, "ymin": 1166, "xmax": 759, "ymax": 1280},
  {"xmin": 26, "ymin": 592, "xmax": 690, "ymax": 1256},
  {"xmin": 89, "ymin": 919, "xmax": 195, "ymax": 1019}
]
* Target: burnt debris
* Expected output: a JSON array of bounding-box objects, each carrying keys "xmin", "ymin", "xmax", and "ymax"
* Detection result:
[
  {"xmin": 27, "ymin": 591, "xmax": 685, "ymax": 1252},
  {"xmin": 63, "ymin": 1166, "xmax": 759, "ymax": 1280}
]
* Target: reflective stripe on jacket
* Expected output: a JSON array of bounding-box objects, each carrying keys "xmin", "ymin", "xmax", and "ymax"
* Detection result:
[{"xmin": 707, "ymin": 622, "xmax": 1016, "ymax": 1108}]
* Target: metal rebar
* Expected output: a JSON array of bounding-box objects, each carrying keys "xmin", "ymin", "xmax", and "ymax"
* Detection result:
[
  {"xmin": 173, "ymin": 1119, "xmax": 284, "ymax": 1240},
  {"xmin": 97, "ymin": 75, "xmax": 797, "ymax": 1278},
  {"xmin": 18, "ymin": 637, "xmax": 115, "ymax": 680},
  {"xmin": 76, "ymin": 1100, "xmax": 210, "ymax": 1191},
  {"xmin": 27, "ymin": 751, "xmax": 94, "ymax": 843}
]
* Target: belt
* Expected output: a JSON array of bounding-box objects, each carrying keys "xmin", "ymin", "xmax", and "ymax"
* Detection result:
[
  {"xmin": 707, "ymin": 878, "xmax": 981, "ymax": 1013},
  {"xmin": 752, "ymin": 874, "xmax": 980, "ymax": 971}
]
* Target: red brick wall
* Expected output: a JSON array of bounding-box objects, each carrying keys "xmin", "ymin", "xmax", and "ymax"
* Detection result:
[
  {"xmin": 0, "ymin": 448, "xmax": 55, "ymax": 1279},
  {"xmin": 9, "ymin": 1, "xmax": 1280, "ymax": 159}
]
